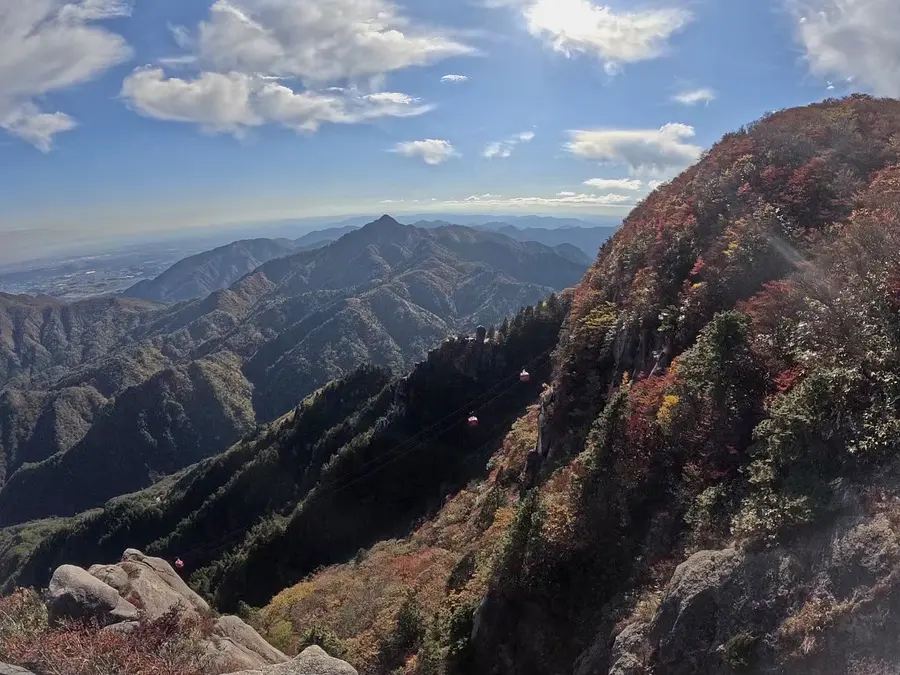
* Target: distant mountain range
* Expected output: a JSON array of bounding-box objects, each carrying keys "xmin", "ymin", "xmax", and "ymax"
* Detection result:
[
  {"xmin": 122, "ymin": 220, "xmax": 611, "ymax": 306},
  {"xmin": 0, "ymin": 217, "xmax": 586, "ymax": 525},
  {"xmin": 124, "ymin": 226, "xmax": 358, "ymax": 304}
]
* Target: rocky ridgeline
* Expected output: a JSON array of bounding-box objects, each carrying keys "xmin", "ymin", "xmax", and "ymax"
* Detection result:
[{"xmin": 4, "ymin": 549, "xmax": 356, "ymax": 675}]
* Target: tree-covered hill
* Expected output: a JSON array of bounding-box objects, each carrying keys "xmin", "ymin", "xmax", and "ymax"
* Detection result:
[
  {"xmin": 0, "ymin": 298, "xmax": 568, "ymax": 609},
  {"xmin": 0, "ymin": 219, "xmax": 584, "ymax": 524}
]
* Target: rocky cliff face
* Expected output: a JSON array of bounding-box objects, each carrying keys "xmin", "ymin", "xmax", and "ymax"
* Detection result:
[{"xmin": 594, "ymin": 478, "xmax": 900, "ymax": 675}]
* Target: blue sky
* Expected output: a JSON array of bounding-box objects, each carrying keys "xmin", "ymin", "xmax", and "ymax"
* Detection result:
[{"xmin": 0, "ymin": 0, "xmax": 896, "ymax": 251}]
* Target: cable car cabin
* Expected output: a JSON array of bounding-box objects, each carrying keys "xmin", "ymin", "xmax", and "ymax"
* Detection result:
[
  {"xmin": 468, "ymin": 415, "xmax": 479, "ymax": 428},
  {"xmin": 520, "ymin": 370, "xmax": 531, "ymax": 383},
  {"xmin": 174, "ymin": 558, "xmax": 184, "ymax": 570}
]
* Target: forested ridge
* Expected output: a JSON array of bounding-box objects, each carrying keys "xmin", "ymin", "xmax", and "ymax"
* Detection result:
[{"xmin": 0, "ymin": 220, "xmax": 584, "ymax": 525}]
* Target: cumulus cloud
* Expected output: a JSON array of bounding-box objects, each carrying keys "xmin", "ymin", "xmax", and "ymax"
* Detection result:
[
  {"xmin": 122, "ymin": 67, "xmax": 433, "ymax": 134},
  {"xmin": 521, "ymin": 0, "xmax": 691, "ymax": 73},
  {"xmin": 0, "ymin": 0, "xmax": 132, "ymax": 151},
  {"xmin": 789, "ymin": 0, "xmax": 900, "ymax": 96},
  {"xmin": 673, "ymin": 87, "xmax": 716, "ymax": 105},
  {"xmin": 483, "ymin": 130, "xmax": 536, "ymax": 159},
  {"xmin": 123, "ymin": 0, "xmax": 472, "ymax": 135},
  {"xmin": 567, "ymin": 123, "xmax": 703, "ymax": 176},
  {"xmin": 179, "ymin": 0, "xmax": 473, "ymax": 84},
  {"xmin": 441, "ymin": 74, "xmax": 469, "ymax": 83},
  {"xmin": 583, "ymin": 178, "xmax": 644, "ymax": 191},
  {"xmin": 392, "ymin": 139, "xmax": 458, "ymax": 165}
]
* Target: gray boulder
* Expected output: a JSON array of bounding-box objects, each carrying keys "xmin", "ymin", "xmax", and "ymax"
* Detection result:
[
  {"xmin": 89, "ymin": 550, "xmax": 209, "ymax": 621},
  {"xmin": 227, "ymin": 645, "xmax": 358, "ymax": 675},
  {"xmin": 202, "ymin": 615, "xmax": 289, "ymax": 674},
  {"xmin": 47, "ymin": 564, "xmax": 139, "ymax": 626},
  {"xmin": 610, "ymin": 506, "xmax": 900, "ymax": 675},
  {"xmin": 0, "ymin": 664, "xmax": 36, "ymax": 675}
]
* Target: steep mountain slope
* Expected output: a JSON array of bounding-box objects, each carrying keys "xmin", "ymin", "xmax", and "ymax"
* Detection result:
[
  {"xmin": 294, "ymin": 225, "xmax": 360, "ymax": 248},
  {"xmin": 0, "ymin": 219, "xmax": 584, "ymax": 524},
  {"xmin": 464, "ymin": 94, "xmax": 900, "ymax": 675},
  {"xmin": 1, "ymin": 299, "xmax": 567, "ymax": 610},
  {"xmin": 0, "ymin": 294, "xmax": 161, "ymax": 390},
  {"xmin": 124, "ymin": 238, "xmax": 300, "ymax": 304},
  {"xmin": 76, "ymin": 94, "xmax": 900, "ymax": 675}
]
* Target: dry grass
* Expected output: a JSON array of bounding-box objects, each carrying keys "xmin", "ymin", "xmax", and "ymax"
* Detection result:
[
  {"xmin": 0, "ymin": 590, "xmax": 206, "ymax": 675},
  {"xmin": 779, "ymin": 595, "xmax": 855, "ymax": 657}
]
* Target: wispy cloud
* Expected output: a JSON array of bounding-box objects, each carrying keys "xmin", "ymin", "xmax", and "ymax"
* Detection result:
[
  {"xmin": 583, "ymin": 178, "xmax": 644, "ymax": 191},
  {"xmin": 672, "ymin": 87, "xmax": 716, "ymax": 106},
  {"xmin": 441, "ymin": 74, "xmax": 470, "ymax": 83},
  {"xmin": 484, "ymin": 130, "xmax": 536, "ymax": 159},
  {"xmin": 446, "ymin": 192, "xmax": 635, "ymax": 207},
  {"xmin": 0, "ymin": 0, "xmax": 132, "ymax": 151}
]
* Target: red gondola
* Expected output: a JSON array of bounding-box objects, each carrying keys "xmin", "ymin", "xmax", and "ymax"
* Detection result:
[
  {"xmin": 174, "ymin": 558, "xmax": 185, "ymax": 570},
  {"xmin": 520, "ymin": 370, "xmax": 531, "ymax": 383},
  {"xmin": 468, "ymin": 414, "xmax": 479, "ymax": 427}
]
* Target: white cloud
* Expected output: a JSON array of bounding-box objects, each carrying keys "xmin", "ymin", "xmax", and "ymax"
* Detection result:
[
  {"xmin": 448, "ymin": 192, "xmax": 634, "ymax": 207},
  {"xmin": 126, "ymin": 0, "xmax": 469, "ymax": 136},
  {"xmin": 673, "ymin": 87, "xmax": 716, "ymax": 106},
  {"xmin": 441, "ymin": 74, "xmax": 469, "ymax": 83},
  {"xmin": 648, "ymin": 179, "xmax": 665, "ymax": 190},
  {"xmin": 122, "ymin": 67, "xmax": 433, "ymax": 134},
  {"xmin": 0, "ymin": 0, "xmax": 132, "ymax": 150},
  {"xmin": 567, "ymin": 123, "xmax": 703, "ymax": 176},
  {"xmin": 483, "ymin": 130, "xmax": 536, "ymax": 158},
  {"xmin": 583, "ymin": 178, "xmax": 644, "ymax": 191},
  {"xmin": 393, "ymin": 139, "xmax": 458, "ymax": 165},
  {"xmin": 521, "ymin": 0, "xmax": 692, "ymax": 72},
  {"xmin": 180, "ymin": 0, "xmax": 473, "ymax": 85},
  {"xmin": 0, "ymin": 105, "xmax": 78, "ymax": 153},
  {"xmin": 789, "ymin": 0, "xmax": 900, "ymax": 96}
]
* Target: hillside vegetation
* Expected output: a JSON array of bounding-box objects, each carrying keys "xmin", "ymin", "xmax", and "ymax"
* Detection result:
[
  {"xmin": 0, "ymin": 220, "xmax": 584, "ymax": 524},
  {"xmin": 0, "ymin": 298, "xmax": 568, "ymax": 614},
  {"xmin": 200, "ymin": 95, "xmax": 900, "ymax": 675}
]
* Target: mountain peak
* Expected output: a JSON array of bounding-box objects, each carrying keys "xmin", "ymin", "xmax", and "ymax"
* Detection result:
[{"xmin": 371, "ymin": 214, "xmax": 403, "ymax": 228}]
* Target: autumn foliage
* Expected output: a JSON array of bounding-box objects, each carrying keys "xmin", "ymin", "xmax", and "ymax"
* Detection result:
[{"xmin": 0, "ymin": 589, "xmax": 205, "ymax": 675}]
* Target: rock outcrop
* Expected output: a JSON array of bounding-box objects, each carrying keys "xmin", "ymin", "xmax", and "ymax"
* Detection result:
[
  {"xmin": 598, "ymin": 491, "xmax": 900, "ymax": 675},
  {"xmin": 228, "ymin": 645, "xmax": 359, "ymax": 675},
  {"xmin": 47, "ymin": 564, "xmax": 139, "ymax": 626},
  {"xmin": 89, "ymin": 548, "xmax": 210, "ymax": 621},
  {"xmin": 0, "ymin": 664, "xmax": 36, "ymax": 675},
  {"xmin": 46, "ymin": 549, "xmax": 290, "ymax": 674}
]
